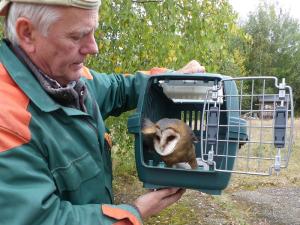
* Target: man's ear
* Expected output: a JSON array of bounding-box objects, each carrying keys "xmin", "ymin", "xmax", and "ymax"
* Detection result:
[{"xmin": 15, "ymin": 17, "xmax": 36, "ymax": 53}]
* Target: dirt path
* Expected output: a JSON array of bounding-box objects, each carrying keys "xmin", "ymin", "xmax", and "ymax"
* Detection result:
[{"xmin": 232, "ymin": 187, "xmax": 300, "ymax": 225}]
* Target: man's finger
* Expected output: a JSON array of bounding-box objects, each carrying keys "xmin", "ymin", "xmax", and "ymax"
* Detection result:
[
  {"xmin": 159, "ymin": 189, "xmax": 186, "ymax": 208},
  {"xmin": 155, "ymin": 188, "xmax": 181, "ymax": 197}
]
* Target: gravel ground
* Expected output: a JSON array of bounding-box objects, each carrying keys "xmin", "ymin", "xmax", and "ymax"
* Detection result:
[{"xmin": 232, "ymin": 187, "xmax": 300, "ymax": 225}]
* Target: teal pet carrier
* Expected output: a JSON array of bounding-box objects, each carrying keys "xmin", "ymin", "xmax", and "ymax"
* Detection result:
[{"xmin": 128, "ymin": 73, "xmax": 294, "ymax": 194}]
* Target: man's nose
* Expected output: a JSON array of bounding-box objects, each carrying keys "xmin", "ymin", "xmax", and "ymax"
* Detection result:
[{"xmin": 80, "ymin": 33, "xmax": 98, "ymax": 55}]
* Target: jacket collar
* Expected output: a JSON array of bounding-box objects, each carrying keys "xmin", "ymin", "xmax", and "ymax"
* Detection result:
[{"xmin": 0, "ymin": 40, "xmax": 87, "ymax": 116}]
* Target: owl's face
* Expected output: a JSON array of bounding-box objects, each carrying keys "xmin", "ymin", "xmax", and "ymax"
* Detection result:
[{"xmin": 153, "ymin": 128, "xmax": 180, "ymax": 156}]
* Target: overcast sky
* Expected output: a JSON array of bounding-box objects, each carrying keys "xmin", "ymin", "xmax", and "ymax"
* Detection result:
[{"xmin": 228, "ymin": 0, "xmax": 300, "ymax": 21}]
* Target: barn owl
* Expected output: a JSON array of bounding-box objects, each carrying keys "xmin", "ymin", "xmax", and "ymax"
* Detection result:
[{"xmin": 142, "ymin": 118, "xmax": 198, "ymax": 169}]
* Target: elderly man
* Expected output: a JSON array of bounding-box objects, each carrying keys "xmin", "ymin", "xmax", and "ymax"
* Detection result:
[{"xmin": 0, "ymin": 0, "xmax": 205, "ymax": 224}]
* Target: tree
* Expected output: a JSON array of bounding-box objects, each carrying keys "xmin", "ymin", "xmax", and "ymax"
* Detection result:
[
  {"xmin": 243, "ymin": 2, "xmax": 300, "ymax": 113},
  {"xmin": 88, "ymin": 0, "xmax": 248, "ymax": 75}
]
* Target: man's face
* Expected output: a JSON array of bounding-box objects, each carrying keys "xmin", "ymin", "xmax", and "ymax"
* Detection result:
[{"xmin": 30, "ymin": 7, "xmax": 99, "ymax": 85}]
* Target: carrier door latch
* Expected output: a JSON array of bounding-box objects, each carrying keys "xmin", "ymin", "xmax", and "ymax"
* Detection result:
[
  {"xmin": 273, "ymin": 79, "xmax": 288, "ymax": 174},
  {"xmin": 274, "ymin": 106, "xmax": 287, "ymax": 149},
  {"xmin": 207, "ymin": 106, "xmax": 219, "ymax": 145}
]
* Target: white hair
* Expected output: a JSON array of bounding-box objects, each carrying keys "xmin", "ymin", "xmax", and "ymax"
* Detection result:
[{"xmin": 5, "ymin": 3, "xmax": 61, "ymax": 45}]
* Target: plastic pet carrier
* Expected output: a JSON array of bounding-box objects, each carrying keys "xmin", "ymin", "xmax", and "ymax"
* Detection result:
[{"xmin": 128, "ymin": 73, "xmax": 294, "ymax": 194}]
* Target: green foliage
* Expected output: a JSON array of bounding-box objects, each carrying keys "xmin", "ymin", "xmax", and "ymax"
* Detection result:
[
  {"xmin": 0, "ymin": 18, "xmax": 4, "ymax": 40},
  {"xmin": 243, "ymin": 2, "xmax": 300, "ymax": 113},
  {"xmin": 105, "ymin": 111, "xmax": 137, "ymax": 175},
  {"xmin": 87, "ymin": 0, "xmax": 248, "ymax": 76}
]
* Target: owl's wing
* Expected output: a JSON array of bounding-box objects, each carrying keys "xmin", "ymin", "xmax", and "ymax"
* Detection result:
[
  {"xmin": 142, "ymin": 118, "xmax": 157, "ymax": 136},
  {"xmin": 180, "ymin": 122, "xmax": 198, "ymax": 142}
]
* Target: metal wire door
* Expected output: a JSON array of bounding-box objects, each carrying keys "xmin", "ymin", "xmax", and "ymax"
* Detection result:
[{"xmin": 201, "ymin": 77, "xmax": 294, "ymax": 175}]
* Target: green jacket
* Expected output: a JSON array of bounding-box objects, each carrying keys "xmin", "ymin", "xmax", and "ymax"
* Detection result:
[{"xmin": 0, "ymin": 41, "xmax": 149, "ymax": 225}]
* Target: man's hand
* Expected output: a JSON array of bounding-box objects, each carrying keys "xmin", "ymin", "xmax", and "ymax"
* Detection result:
[
  {"xmin": 133, "ymin": 188, "xmax": 186, "ymax": 220},
  {"xmin": 176, "ymin": 60, "xmax": 206, "ymax": 74}
]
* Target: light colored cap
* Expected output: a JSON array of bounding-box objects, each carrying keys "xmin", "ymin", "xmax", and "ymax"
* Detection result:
[{"xmin": 0, "ymin": 0, "xmax": 101, "ymax": 16}]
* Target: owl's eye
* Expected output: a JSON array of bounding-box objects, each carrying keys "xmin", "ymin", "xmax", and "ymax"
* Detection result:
[
  {"xmin": 166, "ymin": 135, "xmax": 176, "ymax": 142},
  {"xmin": 155, "ymin": 135, "xmax": 160, "ymax": 141}
]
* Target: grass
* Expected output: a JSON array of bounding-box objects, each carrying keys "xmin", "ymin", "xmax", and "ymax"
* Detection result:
[
  {"xmin": 228, "ymin": 118, "xmax": 300, "ymax": 192},
  {"xmin": 229, "ymin": 117, "xmax": 294, "ymax": 175}
]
